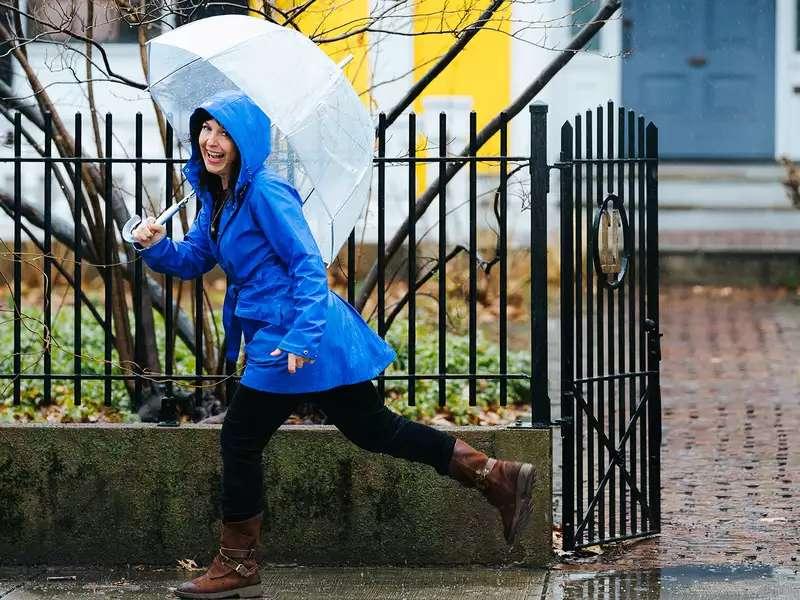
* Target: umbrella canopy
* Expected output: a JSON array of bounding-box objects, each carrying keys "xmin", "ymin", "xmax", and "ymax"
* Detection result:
[{"xmin": 147, "ymin": 15, "xmax": 373, "ymax": 265}]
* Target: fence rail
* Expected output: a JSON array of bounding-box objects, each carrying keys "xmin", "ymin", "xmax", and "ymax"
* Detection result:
[{"xmin": 1, "ymin": 107, "xmax": 550, "ymax": 423}]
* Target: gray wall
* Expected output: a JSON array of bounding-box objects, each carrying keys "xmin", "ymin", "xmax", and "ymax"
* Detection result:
[{"xmin": 0, "ymin": 424, "xmax": 552, "ymax": 566}]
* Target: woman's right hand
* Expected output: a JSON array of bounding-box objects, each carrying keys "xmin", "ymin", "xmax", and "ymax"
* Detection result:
[{"xmin": 132, "ymin": 216, "xmax": 166, "ymax": 248}]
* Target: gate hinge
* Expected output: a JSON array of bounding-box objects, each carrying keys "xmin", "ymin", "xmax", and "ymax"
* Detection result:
[{"xmin": 551, "ymin": 417, "xmax": 573, "ymax": 428}]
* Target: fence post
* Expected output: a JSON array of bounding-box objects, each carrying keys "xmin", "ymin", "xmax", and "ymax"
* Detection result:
[
  {"xmin": 134, "ymin": 112, "xmax": 143, "ymax": 407},
  {"xmin": 73, "ymin": 113, "xmax": 83, "ymax": 407},
  {"xmin": 377, "ymin": 113, "xmax": 386, "ymax": 401},
  {"xmin": 13, "ymin": 112, "xmax": 21, "ymax": 406},
  {"xmin": 559, "ymin": 121, "xmax": 575, "ymax": 549},
  {"xmin": 530, "ymin": 103, "xmax": 549, "ymax": 427},
  {"xmin": 645, "ymin": 122, "xmax": 661, "ymax": 532}
]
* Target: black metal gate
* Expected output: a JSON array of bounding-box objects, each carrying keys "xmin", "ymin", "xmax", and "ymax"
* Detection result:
[{"xmin": 556, "ymin": 102, "xmax": 662, "ymax": 550}]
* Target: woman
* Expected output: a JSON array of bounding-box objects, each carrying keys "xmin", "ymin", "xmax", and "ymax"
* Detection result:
[{"xmin": 133, "ymin": 90, "xmax": 536, "ymax": 600}]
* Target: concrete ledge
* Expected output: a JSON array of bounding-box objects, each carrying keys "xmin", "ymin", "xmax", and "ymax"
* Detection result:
[
  {"xmin": 0, "ymin": 424, "xmax": 552, "ymax": 567},
  {"xmin": 661, "ymin": 249, "xmax": 800, "ymax": 286}
]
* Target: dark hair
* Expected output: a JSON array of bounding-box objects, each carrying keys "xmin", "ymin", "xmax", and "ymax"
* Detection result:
[{"xmin": 190, "ymin": 108, "xmax": 241, "ymax": 200}]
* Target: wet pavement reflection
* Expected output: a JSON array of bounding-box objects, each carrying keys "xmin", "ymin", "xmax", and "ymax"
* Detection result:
[{"xmin": 548, "ymin": 564, "xmax": 800, "ymax": 599}]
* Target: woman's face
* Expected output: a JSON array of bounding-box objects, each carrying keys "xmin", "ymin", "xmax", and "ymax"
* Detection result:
[{"xmin": 198, "ymin": 118, "xmax": 238, "ymax": 188}]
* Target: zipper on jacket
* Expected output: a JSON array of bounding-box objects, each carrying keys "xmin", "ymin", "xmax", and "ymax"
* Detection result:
[{"xmin": 214, "ymin": 182, "xmax": 249, "ymax": 245}]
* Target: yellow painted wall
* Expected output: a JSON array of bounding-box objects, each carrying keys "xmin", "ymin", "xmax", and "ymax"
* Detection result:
[
  {"xmin": 253, "ymin": 0, "xmax": 372, "ymax": 98},
  {"xmin": 251, "ymin": 0, "xmax": 512, "ymax": 180},
  {"xmin": 412, "ymin": 0, "xmax": 512, "ymax": 173}
]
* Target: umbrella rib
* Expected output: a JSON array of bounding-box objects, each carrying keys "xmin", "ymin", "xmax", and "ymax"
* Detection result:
[
  {"xmin": 329, "ymin": 168, "xmax": 369, "ymax": 219},
  {"xmin": 147, "ymin": 34, "xmax": 263, "ymax": 90},
  {"xmin": 146, "ymin": 55, "xmax": 206, "ymax": 90}
]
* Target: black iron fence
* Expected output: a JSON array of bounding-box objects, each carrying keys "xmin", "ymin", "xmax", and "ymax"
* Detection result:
[
  {"xmin": 1, "ymin": 100, "xmax": 663, "ymax": 551},
  {"xmin": 0, "ymin": 107, "xmax": 551, "ymax": 422}
]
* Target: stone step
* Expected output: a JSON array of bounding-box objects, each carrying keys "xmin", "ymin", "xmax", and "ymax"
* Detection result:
[
  {"xmin": 659, "ymin": 210, "xmax": 800, "ymax": 233},
  {"xmin": 658, "ymin": 180, "xmax": 794, "ymax": 211},
  {"xmin": 659, "ymin": 162, "xmax": 785, "ymax": 182},
  {"xmin": 659, "ymin": 229, "xmax": 800, "ymax": 286},
  {"xmin": 660, "ymin": 229, "xmax": 800, "ymax": 252}
]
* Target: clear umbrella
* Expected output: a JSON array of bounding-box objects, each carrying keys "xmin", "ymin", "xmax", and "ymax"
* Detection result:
[{"xmin": 145, "ymin": 15, "xmax": 374, "ymax": 265}]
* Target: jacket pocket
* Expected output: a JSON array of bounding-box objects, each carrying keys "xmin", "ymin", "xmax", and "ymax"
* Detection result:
[
  {"xmin": 244, "ymin": 324, "xmax": 284, "ymax": 365},
  {"xmin": 235, "ymin": 300, "xmax": 284, "ymax": 327}
]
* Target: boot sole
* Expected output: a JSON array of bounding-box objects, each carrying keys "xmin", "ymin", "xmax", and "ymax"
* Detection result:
[
  {"xmin": 174, "ymin": 583, "xmax": 263, "ymax": 599},
  {"xmin": 506, "ymin": 463, "xmax": 535, "ymax": 546}
]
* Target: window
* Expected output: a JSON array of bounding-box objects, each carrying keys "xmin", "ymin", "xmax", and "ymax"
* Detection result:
[
  {"xmin": 796, "ymin": 0, "xmax": 800, "ymax": 51},
  {"xmin": 177, "ymin": 0, "xmax": 250, "ymax": 25},
  {"xmin": 26, "ymin": 0, "xmax": 162, "ymax": 44},
  {"xmin": 571, "ymin": 0, "xmax": 601, "ymax": 52}
]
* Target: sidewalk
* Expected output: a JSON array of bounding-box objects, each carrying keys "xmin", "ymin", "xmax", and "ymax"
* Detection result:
[
  {"xmin": 1, "ymin": 567, "xmax": 547, "ymax": 599},
  {"xmin": 3, "ymin": 564, "xmax": 800, "ymax": 599},
  {"xmin": 555, "ymin": 285, "xmax": 800, "ymax": 571}
]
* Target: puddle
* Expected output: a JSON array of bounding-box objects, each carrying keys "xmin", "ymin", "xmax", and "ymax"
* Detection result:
[{"xmin": 547, "ymin": 564, "xmax": 800, "ymax": 599}]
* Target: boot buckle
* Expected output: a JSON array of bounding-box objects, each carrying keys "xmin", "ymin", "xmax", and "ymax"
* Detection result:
[
  {"xmin": 219, "ymin": 548, "xmax": 255, "ymax": 577},
  {"xmin": 475, "ymin": 458, "xmax": 497, "ymax": 491}
]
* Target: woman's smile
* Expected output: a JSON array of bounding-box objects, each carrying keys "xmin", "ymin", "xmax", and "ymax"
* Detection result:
[{"xmin": 199, "ymin": 119, "xmax": 238, "ymax": 189}]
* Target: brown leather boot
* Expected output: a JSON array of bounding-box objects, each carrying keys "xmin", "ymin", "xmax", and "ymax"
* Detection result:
[
  {"xmin": 174, "ymin": 512, "xmax": 263, "ymax": 599},
  {"xmin": 448, "ymin": 439, "xmax": 536, "ymax": 546}
]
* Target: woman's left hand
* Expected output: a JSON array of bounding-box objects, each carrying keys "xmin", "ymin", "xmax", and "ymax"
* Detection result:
[{"xmin": 270, "ymin": 348, "xmax": 312, "ymax": 374}]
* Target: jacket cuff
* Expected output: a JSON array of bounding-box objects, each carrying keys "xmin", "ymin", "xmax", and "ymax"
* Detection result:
[
  {"xmin": 134, "ymin": 235, "xmax": 168, "ymax": 254},
  {"xmin": 277, "ymin": 339, "xmax": 319, "ymax": 361}
]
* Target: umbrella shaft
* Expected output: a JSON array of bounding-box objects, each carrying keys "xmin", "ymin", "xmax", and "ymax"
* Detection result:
[{"xmin": 155, "ymin": 193, "xmax": 193, "ymax": 226}]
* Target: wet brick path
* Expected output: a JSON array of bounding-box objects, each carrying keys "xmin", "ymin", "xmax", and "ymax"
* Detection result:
[{"xmin": 560, "ymin": 286, "xmax": 800, "ymax": 570}]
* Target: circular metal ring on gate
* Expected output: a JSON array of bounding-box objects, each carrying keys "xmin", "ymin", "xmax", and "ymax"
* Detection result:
[{"xmin": 591, "ymin": 193, "xmax": 631, "ymax": 290}]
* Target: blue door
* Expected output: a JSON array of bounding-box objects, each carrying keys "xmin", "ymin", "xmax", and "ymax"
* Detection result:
[{"xmin": 623, "ymin": 0, "xmax": 775, "ymax": 159}]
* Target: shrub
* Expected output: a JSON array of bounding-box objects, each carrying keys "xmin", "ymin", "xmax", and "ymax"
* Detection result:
[
  {"xmin": 383, "ymin": 319, "xmax": 530, "ymax": 425},
  {"xmin": 0, "ymin": 305, "xmax": 133, "ymax": 422},
  {"xmin": 1, "ymin": 304, "xmax": 530, "ymax": 425}
]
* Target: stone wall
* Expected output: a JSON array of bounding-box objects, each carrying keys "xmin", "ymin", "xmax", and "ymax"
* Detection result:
[{"xmin": 0, "ymin": 424, "xmax": 552, "ymax": 566}]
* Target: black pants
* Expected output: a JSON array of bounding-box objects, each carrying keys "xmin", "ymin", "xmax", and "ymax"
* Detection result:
[{"xmin": 220, "ymin": 380, "xmax": 457, "ymax": 521}]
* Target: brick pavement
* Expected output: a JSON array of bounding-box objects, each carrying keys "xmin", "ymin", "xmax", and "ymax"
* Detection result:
[{"xmin": 559, "ymin": 286, "xmax": 800, "ymax": 570}]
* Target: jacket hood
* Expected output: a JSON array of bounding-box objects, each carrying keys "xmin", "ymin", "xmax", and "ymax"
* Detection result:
[{"xmin": 184, "ymin": 90, "xmax": 272, "ymax": 201}]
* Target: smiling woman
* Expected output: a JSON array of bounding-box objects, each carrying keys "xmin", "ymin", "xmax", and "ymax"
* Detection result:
[
  {"xmin": 191, "ymin": 111, "xmax": 242, "ymax": 243},
  {"xmin": 129, "ymin": 90, "xmax": 539, "ymax": 599}
]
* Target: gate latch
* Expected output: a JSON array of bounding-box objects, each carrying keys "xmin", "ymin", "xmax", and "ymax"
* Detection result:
[
  {"xmin": 551, "ymin": 416, "xmax": 574, "ymax": 436},
  {"xmin": 644, "ymin": 318, "xmax": 663, "ymax": 363}
]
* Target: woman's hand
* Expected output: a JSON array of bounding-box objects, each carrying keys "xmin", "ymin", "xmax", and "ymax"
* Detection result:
[
  {"xmin": 270, "ymin": 348, "xmax": 312, "ymax": 374},
  {"xmin": 132, "ymin": 216, "xmax": 166, "ymax": 248}
]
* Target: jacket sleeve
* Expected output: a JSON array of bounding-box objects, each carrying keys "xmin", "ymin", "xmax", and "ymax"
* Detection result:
[
  {"xmin": 135, "ymin": 202, "xmax": 217, "ymax": 280},
  {"xmin": 252, "ymin": 178, "xmax": 328, "ymax": 360}
]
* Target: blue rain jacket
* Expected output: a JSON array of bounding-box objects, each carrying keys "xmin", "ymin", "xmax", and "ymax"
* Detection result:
[{"xmin": 138, "ymin": 91, "xmax": 396, "ymax": 393}]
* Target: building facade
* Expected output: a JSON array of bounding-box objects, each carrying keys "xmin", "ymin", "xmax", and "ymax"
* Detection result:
[{"xmin": 2, "ymin": 1, "xmax": 798, "ymax": 243}]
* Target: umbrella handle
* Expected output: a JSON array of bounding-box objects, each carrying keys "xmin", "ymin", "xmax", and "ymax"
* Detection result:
[{"xmin": 121, "ymin": 192, "xmax": 194, "ymax": 244}]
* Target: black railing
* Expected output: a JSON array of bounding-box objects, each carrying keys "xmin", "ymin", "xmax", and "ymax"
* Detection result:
[{"xmin": 0, "ymin": 107, "xmax": 551, "ymax": 422}]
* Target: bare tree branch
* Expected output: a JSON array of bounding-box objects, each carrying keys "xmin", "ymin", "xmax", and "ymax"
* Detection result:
[
  {"xmin": 356, "ymin": 0, "xmax": 622, "ymax": 312},
  {"xmin": 0, "ymin": 1, "xmax": 147, "ymax": 89},
  {"xmin": 382, "ymin": 0, "xmax": 506, "ymax": 131},
  {"xmin": 85, "ymin": 0, "xmax": 104, "ymax": 158},
  {"xmin": 0, "ymin": 189, "xmax": 202, "ymax": 357}
]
